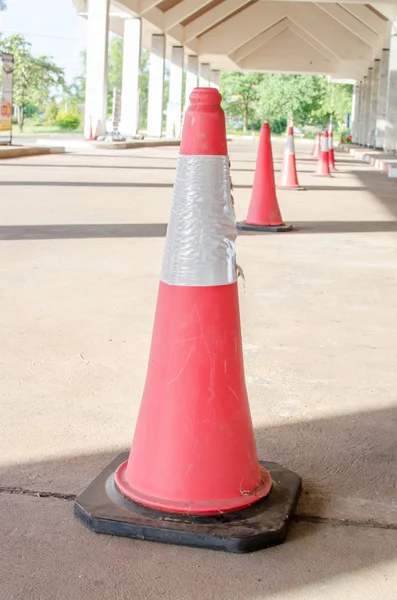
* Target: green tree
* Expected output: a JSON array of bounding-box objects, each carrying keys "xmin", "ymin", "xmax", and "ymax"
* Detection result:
[
  {"xmin": 219, "ymin": 71, "xmax": 352, "ymax": 133},
  {"xmin": 312, "ymin": 81, "xmax": 353, "ymax": 127},
  {"xmin": 258, "ymin": 74, "xmax": 325, "ymax": 125},
  {"xmin": 68, "ymin": 75, "xmax": 85, "ymax": 105},
  {"xmin": 107, "ymin": 36, "xmax": 123, "ymax": 113},
  {"xmin": 220, "ymin": 72, "xmax": 263, "ymax": 132},
  {"xmin": 0, "ymin": 34, "xmax": 66, "ymax": 130},
  {"xmin": 67, "ymin": 51, "xmax": 86, "ymax": 106},
  {"xmin": 44, "ymin": 99, "xmax": 59, "ymax": 124}
]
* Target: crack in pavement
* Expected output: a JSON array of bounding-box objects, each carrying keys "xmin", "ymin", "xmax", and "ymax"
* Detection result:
[
  {"xmin": 294, "ymin": 514, "xmax": 397, "ymax": 531},
  {"xmin": 1, "ymin": 486, "xmax": 397, "ymax": 532},
  {"xmin": 0, "ymin": 486, "xmax": 76, "ymax": 501}
]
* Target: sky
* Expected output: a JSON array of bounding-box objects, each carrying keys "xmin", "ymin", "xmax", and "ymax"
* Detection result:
[{"xmin": 0, "ymin": 0, "xmax": 87, "ymax": 82}]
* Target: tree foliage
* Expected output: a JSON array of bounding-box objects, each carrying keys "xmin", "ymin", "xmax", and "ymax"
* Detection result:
[
  {"xmin": 0, "ymin": 34, "xmax": 66, "ymax": 130},
  {"xmin": 220, "ymin": 72, "xmax": 262, "ymax": 132},
  {"xmin": 68, "ymin": 51, "xmax": 86, "ymax": 106},
  {"xmin": 258, "ymin": 74, "xmax": 325, "ymax": 123},
  {"xmin": 220, "ymin": 71, "xmax": 353, "ymax": 132},
  {"xmin": 107, "ymin": 36, "xmax": 123, "ymax": 113},
  {"xmin": 313, "ymin": 81, "xmax": 354, "ymax": 125}
]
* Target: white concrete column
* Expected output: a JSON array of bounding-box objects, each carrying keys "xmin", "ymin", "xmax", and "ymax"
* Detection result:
[
  {"xmin": 385, "ymin": 23, "xmax": 397, "ymax": 152},
  {"xmin": 358, "ymin": 77, "xmax": 367, "ymax": 145},
  {"xmin": 360, "ymin": 74, "xmax": 370, "ymax": 145},
  {"xmin": 199, "ymin": 63, "xmax": 211, "ymax": 87},
  {"xmin": 368, "ymin": 60, "xmax": 380, "ymax": 147},
  {"xmin": 184, "ymin": 55, "xmax": 198, "ymax": 108},
  {"xmin": 364, "ymin": 68, "xmax": 373, "ymax": 146},
  {"xmin": 166, "ymin": 46, "xmax": 184, "ymax": 139},
  {"xmin": 84, "ymin": 0, "xmax": 110, "ymax": 139},
  {"xmin": 351, "ymin": 83, "xmax": 360, "ymax": 144},
  {"xmin": 147, "ymin": 34, "xmax": 165, "ymax": 138},
  {"xmin": 356, "ymin": 81, "xmax": 364, "ymax": 144},
  {"xmin": 120, "ymin": 18, "xmax": 142, "ymax": 137},
  {"xmin": 375, "ymin": 49, "xmax": 390, "ymax": 150},
  {"xmin": 211, "ymin": 70, "xmax": 220, "ymax": 89}
]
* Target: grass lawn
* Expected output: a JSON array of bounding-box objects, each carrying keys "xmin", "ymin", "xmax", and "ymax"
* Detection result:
[{"xmin": 12, "ymin": 122, "xmax": 83, "ymax": 136}]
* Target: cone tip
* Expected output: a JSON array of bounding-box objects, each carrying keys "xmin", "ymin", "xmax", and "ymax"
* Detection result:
[
  {"xmin": 324, "ymin": 130, "xmax": 329, "ymax": 137},
  {"xmin": 181, "ymin": 87, "xmax": 227, "ymax": 155},
  {"xmin": 189, "ymin": 87, "xmax": 222, "ymax": 106}
]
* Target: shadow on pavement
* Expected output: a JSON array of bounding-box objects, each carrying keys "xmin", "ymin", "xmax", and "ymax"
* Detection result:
[
  {"xmin": 0, "ymin": 181, "xmax": 363, "ymax": 190},
  {"xmin": 292, "ymin": 185, "xmax": 364, "ymax": 192},
  {"xmin": 238, "ymin": 221, "xmax": 397, "ymax": 235},
  {"xmin": 296, "ymin": 157, "xmax": 364, "ymax": 166},
  {"xmin": 0, "ymin": 162, "xmax": 179, "ymax": 171},
  {"xmin": 0, "ymin": 223, "xmax": 168, "ymax": 240},
  {"xmin": 1, "ymin": 406, "xmax": 396, "ymax": 598},
  {"xmin": 293, "ymin": 220, "xmax": 397, "ymax": 233},
  {"xmin": 0, "ymin": 181, "xmax": 176, "ymax": 188},
  {"xmin": 352, "ymin": 169, "xmax": 397, "ymax": 220},
  {"xmin": 3, "ymin": 219, "xmax": 397, "ymax": 241}
]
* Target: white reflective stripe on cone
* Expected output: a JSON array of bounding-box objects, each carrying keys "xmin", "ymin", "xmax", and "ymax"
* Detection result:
[
  {"xmin": 321, "ymin": 136, "xmax": 329, "ymax": 152},
  {"xmin": 285, "ymin": 135, "xmax": 295, "ymax": 155},
  {"xmin": 161, "ymin": 155, "xmax": 237, "ymax": 287},
  {"xmin": 329, "ymin": 135, "xmax": 334, "ymax": 149}
]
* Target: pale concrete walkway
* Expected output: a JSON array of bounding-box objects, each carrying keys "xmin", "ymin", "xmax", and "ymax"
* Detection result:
[{"xmin": 1, "ymin": 141, "xmax": 396, "ymax": 599}]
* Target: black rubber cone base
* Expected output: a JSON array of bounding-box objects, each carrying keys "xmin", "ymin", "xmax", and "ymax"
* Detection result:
[
  {"xmin": 237, "ymin": 221, "xmax": 293, "ymax": 233},
  {"xmin": 74, "ymin": 453, "xmax": 302, "ymax": 554}
]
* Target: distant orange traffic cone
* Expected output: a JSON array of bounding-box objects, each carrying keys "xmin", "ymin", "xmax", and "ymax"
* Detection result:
[
  {"xmin": 314, "ymin": 130, "xmax": 332, "ymax": 177},
  {"xmin": 237, "ymin": 123, "xmax": 292, "ymax": 232},
  {"xmin": 312, "ymin": 132, "xmax": 321, "ymax": 158},
  {"xmin": 75, "ymin": 88, "xmax": 301, "ymax": 554},
  {"xmin": 329, "ymin": 130, "xmax": 336, "ymax": 170},
  {"xmin": 86, "ymin": 116, "xmax": 94, "ymax": 141},
  {"xmin": 278, "ymin": 125, "xmax": 305, "ymax": 190}
]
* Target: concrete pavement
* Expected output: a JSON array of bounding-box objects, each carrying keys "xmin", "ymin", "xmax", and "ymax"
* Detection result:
[{"xmin": 1, "ymin": 141, "xmax": 396, "ymax": 599}]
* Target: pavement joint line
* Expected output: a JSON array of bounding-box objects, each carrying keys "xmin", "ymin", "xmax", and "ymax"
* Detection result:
[
  {"xmin": 0, "ymin": 486, "xmax": 76, "ymax": 501},
  {"xmin": 1, "ymin": 487, "xmax": 397, "ymax": 532},
  {"xmin": 295, "ymin": 514, "xmax": 397, "ymax": 531}
]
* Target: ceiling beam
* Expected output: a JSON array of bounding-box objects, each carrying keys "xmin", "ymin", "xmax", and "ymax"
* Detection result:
[
  {"xmin": 288, "ymin": 20, "xmax": 337, "ymax": 63},
  {"xmin": 109, "ymin": 15, "xmax": 125, "ymax": 36},
  {"xmin": 341, "ymin": 4, "xmax": 389, "ymax": 37},
  {"xmin": 112, "ymin": 0, "xmax": 139, "ymax": 14},
  {"xmin": 183, "ymin": 0, "xmax": 252, "ymax": 43},
  {"xmin": 316, "ymin": 3, "xmax": 381, "ymax": 48},
  {"xmin": 139, "ymin": 0, "xmax": 162, "ymax": 15},
  {"xmin": 164, "ymin": 0, "xmax": 214, "ymax": 32},
  {"xmin": 372, "ymin": 3, "xmax": 397, "ymax": 21},
  {"xmin": 234, "ymin": 18, "xmax": 337, "ymax": 70},
  {"xmin": 287, "ymin": 3, "xmax": 373, "ymax": 61},
  {"xmin": 231, "ymin": 18, "xmax": 289, "ymax": 63},
  {"xmin": 239, "ymin": 29, "xmax": 335, "ymax": 75},
  {"xmin": 198, "ymin": 2, "xmax": 285, "ymax": 55}
]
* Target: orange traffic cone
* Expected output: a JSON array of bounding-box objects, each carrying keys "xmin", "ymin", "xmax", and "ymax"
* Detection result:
[
  {"xmin": 329, "ymin": 129, "xmax": 336, "ymax": 170},
  {"xmin": 86, "ymin": 116, "xmax": 94, "ymax": 141},
  {"xmin": 75, "ymin": 88, "xmax": 301, "ymax": 554},
  {"xmin": 237, "ymin": 123, "xmax": 292, "ymax": 232},
  {"xmin": 314, "ymin": 130, "xmax": 332, "ymax": 177},
  {"xmin": 312, "ymin": 132, "xmax": 321, "ymax": 158},
  {"xmin": 278, "ymin": 125, "xmax": 305, "ymax": 190}
]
